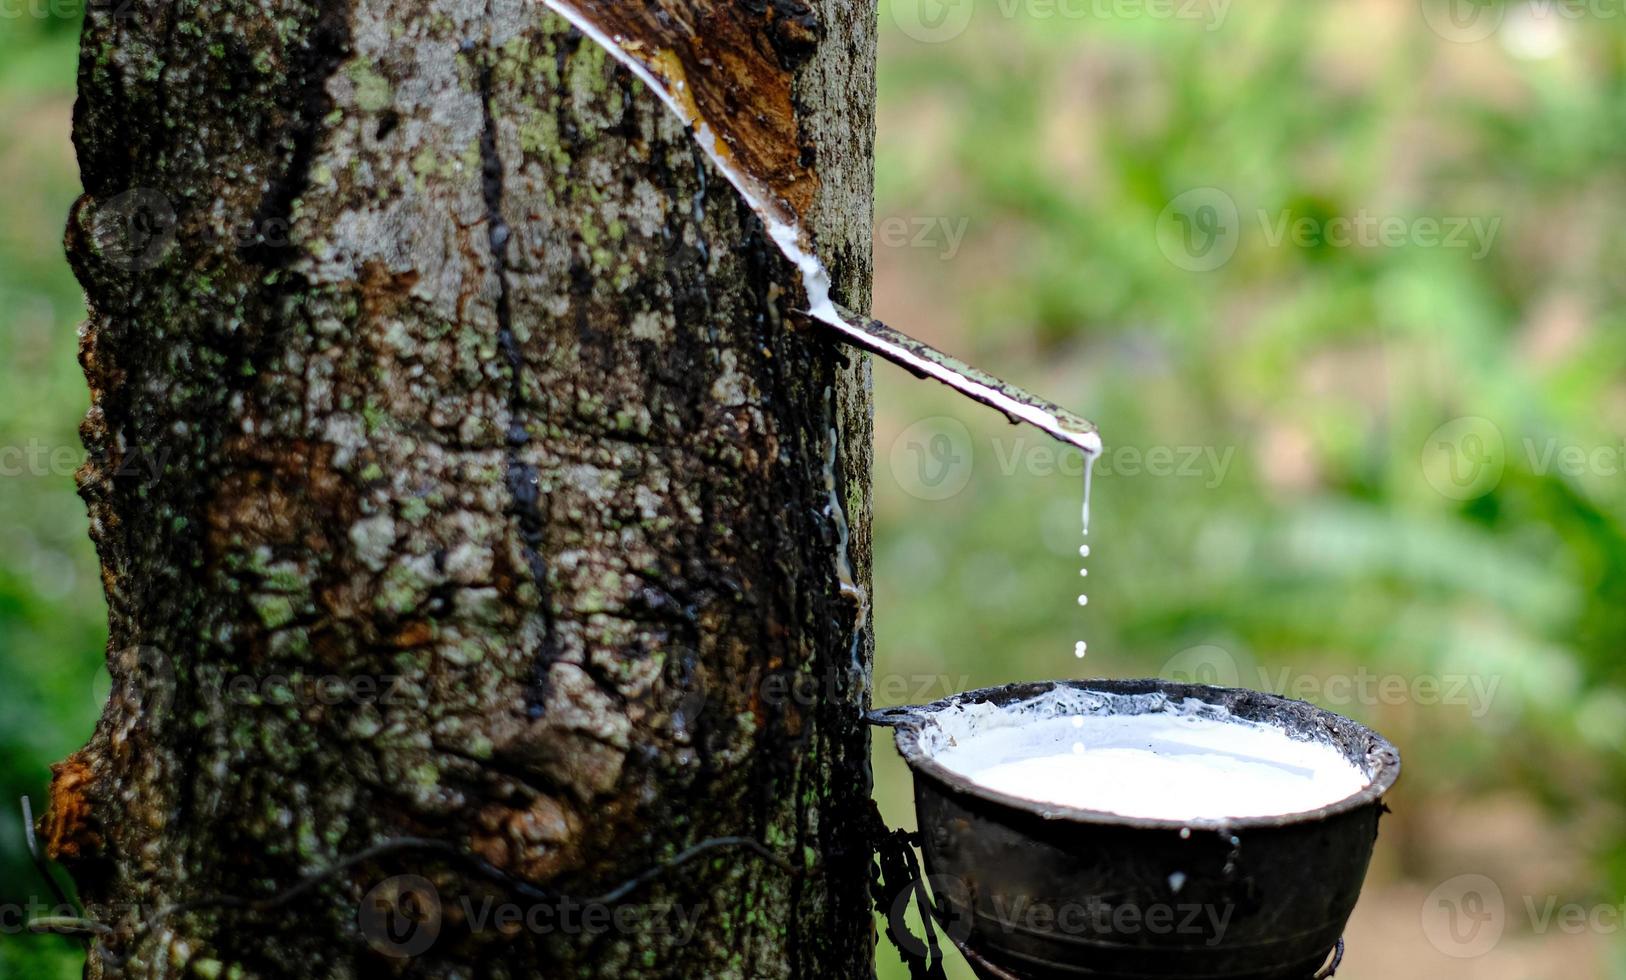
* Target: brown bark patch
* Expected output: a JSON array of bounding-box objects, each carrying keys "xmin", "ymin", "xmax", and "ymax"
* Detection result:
[
  {"xmin": 43, "ymin": 754, "xmax": 102, "ymax": 864},
  {"xmin": 206, "ymin": 438, "xmax": 355, "ymax": 557},
  {"xmin": 358, "ymin": 260, "xmax": 421, "ymax": 321},
  {"xmin": 470, "ymin": 795, "xmax": 581, "ymax": 882}
]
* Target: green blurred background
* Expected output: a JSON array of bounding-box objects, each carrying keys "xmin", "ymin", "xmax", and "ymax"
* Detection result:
[{"xmin": 4, "ymin": 1, "xmax": 1626, "ymax": 976}]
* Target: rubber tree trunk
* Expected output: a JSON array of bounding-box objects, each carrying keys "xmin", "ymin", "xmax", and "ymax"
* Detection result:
[{"xmin": 51, "ymin": 0, "xmax": 876, "ymax": 976}]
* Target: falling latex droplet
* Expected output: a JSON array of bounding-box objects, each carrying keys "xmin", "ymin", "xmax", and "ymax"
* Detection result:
[
  {"xmin": 1071, "ymin": 742, "xmax": 1085, "ymax": 755},
  {"xmin": 1072, "ymin": 449, "xmax": 1096, "ymax": 666}
]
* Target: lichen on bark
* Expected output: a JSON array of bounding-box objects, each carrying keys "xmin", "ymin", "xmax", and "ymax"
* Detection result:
[{"xmin": 54, "ymin": 0, "xmax": 876, "ymax": 976}]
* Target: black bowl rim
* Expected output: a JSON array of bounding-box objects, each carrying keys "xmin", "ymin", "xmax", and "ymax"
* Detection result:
[{"xmin": 879, "ymin": 677, "xmax": 1402, "ymax": 831}]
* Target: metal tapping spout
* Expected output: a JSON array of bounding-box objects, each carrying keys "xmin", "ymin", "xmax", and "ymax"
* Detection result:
[
  {"xmin": 807, "ymin": 305, "xmax": 1102, "ymax": 460},
  {"xmin": 537, "ymin": 0, "xmax": 1103, "ymax": 462}
]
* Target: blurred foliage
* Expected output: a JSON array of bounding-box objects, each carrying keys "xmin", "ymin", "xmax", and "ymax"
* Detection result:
[
  {"xmin": 867, "ymin": 1, "xmax": 1626, "ymax": 977},
  {"xmin": 1, "ymin": 6, "xmax": 98, "ymax": 980},
  {"xmin": 2, "ymin": 1, "xmax": 1625, "ymax": 977}
]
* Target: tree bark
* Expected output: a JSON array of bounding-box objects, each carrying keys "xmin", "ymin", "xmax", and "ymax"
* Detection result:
[{"xmin": 52, "ymin": 0, "xmax": 876, "ymax": 976}]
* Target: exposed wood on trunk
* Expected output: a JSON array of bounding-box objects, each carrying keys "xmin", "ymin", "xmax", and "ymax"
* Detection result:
[{"xmin": 540, "ymin": 0, "xmax": 822, "ymax": 224}]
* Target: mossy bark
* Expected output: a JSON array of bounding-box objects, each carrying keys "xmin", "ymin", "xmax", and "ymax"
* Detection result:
[{"xmin": 54, "ymin": 0, "xmax": 876, "ymax": 976}]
